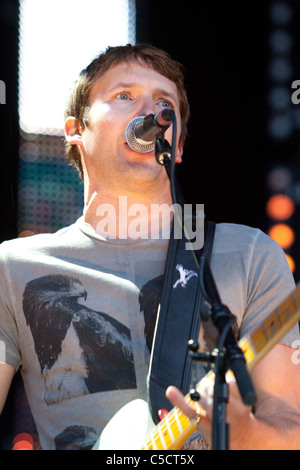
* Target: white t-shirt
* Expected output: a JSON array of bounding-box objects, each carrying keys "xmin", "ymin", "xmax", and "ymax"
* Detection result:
[{"xmin": 0, "ymin": 218, "xmax": 297, "ymax": 449}]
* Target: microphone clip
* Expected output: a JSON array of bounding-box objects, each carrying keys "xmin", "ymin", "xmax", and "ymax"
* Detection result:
[{"xmin": 155, "ymin": 138, "xmax": 172, "ymax": 165}]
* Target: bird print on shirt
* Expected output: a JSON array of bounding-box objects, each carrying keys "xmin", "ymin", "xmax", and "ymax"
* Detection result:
[
  {"xmin": 22, "ymin": 272, "xmax": 163, "ymax": 449},
  {"xmin": 22, "ymin": 274, "xmax": 136, "ymax": 405}
]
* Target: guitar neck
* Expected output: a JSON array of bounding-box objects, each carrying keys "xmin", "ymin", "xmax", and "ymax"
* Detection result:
[
  {"xmin": 142, "ymin": 282, "xmax": 300, "ymax": 450},
  {"xmin": 141, "ymin": 395, "xmax": 200, "ymax": 450},
  {"xmin": 239, "ymin": 282, "xmax": 300, "ymax": 372}
]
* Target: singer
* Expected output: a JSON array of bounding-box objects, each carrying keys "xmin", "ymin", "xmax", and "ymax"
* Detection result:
[{"xmin": 0, "ymin": 44, "xmax": 299, "ymax": 451}]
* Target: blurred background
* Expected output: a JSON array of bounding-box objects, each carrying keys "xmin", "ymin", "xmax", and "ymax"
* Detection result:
[{"xmin": 0, "ymin": 0, "xmax": 299, "ymax": 450}]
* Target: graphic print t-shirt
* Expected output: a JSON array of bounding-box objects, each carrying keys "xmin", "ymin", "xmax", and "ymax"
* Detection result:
[
  {"xmin": 0, "ymin": 218, "xmax": 169, "ymax": 449},
  {"xmin": 0, "ymin": 218, "xmax": 297, "ymax": 450}
]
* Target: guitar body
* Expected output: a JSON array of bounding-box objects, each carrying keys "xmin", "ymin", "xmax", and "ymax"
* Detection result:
[{"xmin": 92, "ymin": 399, "xmax": 155, "ymax": 450}]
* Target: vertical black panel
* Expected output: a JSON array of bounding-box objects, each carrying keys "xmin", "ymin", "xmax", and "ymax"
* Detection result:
[
  {"xmin": 0, "ymin": 1, "xmax": 36, "ymax": 451},
  {"xmin": 0, "ymin": 0, "xmax": 19, "ymax": 242}
]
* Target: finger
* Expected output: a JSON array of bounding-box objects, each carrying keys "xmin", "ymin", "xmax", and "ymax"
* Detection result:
[
  {"xmin": 166, "ymin": 385, "xmax": 212, "ymax": 445},
  {"xmin": 166, "ymin": 386, "xmax": 199, "ymax": 420},
  {"xmin": 166, "ymin": 385, "xmax": 209, "ymax": 425}
]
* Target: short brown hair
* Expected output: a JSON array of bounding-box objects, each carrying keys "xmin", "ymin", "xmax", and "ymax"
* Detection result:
[{"xmin": 64, "ymin": 43, "xmax": 190, "ymax": 179}]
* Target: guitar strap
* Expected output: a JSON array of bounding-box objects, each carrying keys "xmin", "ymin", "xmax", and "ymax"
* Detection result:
[{"xmin": 147, "ymin": 218, "xmax": 216, "ymax": 424}]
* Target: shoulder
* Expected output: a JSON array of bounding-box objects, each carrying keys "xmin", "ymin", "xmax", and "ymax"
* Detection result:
[
  {"xmin": 214, "ymin": 222, "xmax": 266, "ymax": 244},
  {"xmin": 209, "ymin": 222, "xmax": 296, "ymax": 342},
  {"xmin": 211, "ymin": 221, "xmax": 294, "ymax": 300},
  {"xmin": 0, "ymin": 219, "xmax": 82, "ymax": 260},
  {"xmin": 213, "ymin": 222, "xmax": 283, "ymax": 257}
]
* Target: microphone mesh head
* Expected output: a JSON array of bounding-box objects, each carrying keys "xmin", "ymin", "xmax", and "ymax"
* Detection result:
[{"xmin": 125, "ymin": 116, "xmax": 155, "ymax": 153}]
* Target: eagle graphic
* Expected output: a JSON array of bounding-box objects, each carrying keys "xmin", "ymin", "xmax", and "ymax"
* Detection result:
[
  {"xmin": 173, "ymin": 264, "xmax": 198, "ymax": 288},
  {"xmin": 22, "ymin": 274, "xmax": 136, "ymax": 404}
]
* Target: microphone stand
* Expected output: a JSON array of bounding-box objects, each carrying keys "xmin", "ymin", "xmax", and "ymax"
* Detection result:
[
  {"xmin": 197, "ymin": 255, "xmax": 257, "ymax": 450},
  {"xmin": 155, "ymin": 112, "xmax": 256, "ymax": 450}
]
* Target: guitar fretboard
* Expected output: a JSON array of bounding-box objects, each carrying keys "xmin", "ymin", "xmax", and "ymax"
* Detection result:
[
  {"xmin": 141, "ymin": 283, "xmax": 300, "ymax": 450},
  {"xmin": 239, "ymin": 283, "xmax": 300, "ymax": 372},
  {"xmin": 142, "ymin": 398, "xmax": 197, "ymax": 450}
]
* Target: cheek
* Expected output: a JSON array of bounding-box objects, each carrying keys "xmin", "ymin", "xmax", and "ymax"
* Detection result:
[
  {"xmin": 88, "ymin": 101, "xmax": 111, "ymax": 122},
  {"xmin": 80, "ymin": 128, "xmax": 105, "ymax": 167},
  {"xmin": 81, "ymin": 120, "xmax": 122, "ymax": 165},
  {"xmin": 85, "ymin": 103, "xmax": 126, "ymax": 143}
]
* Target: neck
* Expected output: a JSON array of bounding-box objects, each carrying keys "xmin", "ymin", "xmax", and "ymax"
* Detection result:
[{"xmin": 83, "ymin": 180, "xmax": 174, "ymax": 240}]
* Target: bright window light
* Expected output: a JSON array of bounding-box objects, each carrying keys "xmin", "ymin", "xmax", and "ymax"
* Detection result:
[{"xmin": 19, "ymin": 0, "xmax": 136, "ymax": 135}]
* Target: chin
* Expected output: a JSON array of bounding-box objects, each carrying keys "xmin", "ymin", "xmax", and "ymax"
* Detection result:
[{"xmin": 122, "ymin": 161, "xmax": 168, "ymax": 189}]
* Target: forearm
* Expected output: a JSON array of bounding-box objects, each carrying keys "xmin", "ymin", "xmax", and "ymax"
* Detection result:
[
  {"xmin": 0, "ymin": 363, "xmax": 15, "ymax": 414},
  {"xmin": 231, "ymin": 409, "xmax": 300, "ymax": 450}
]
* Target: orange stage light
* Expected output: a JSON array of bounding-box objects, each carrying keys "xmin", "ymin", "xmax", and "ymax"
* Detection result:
[
  {"xmin": 266, "ymin": 194, "xmax": 295, "ymax": 221},
  {"xmin": 12, "ymin": 433, "xmax": 34, "ymax": 450},
  {"xmin": 12, "ymin": 440, "xmax": 33, "ymax": 450},
  {"xmin": 268, "ymin": 223, "xmax": 295, "ymax": 250}
]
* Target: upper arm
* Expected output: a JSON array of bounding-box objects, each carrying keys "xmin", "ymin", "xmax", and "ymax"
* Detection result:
[
  {"xmin": 0, "ymin": 362, "xmax": 15, "ymax": 414},
  {"xmin": 251, "ymin": 344, "xmax": 300, "ymax": 421}
]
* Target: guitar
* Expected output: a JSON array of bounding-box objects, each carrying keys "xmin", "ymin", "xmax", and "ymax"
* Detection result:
[{"xmin": 93, "ymin": 282, "xmax": 300, "ymax": 450}]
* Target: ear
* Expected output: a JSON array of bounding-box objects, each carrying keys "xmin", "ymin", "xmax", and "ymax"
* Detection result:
[
  {"xmin": 64, "ymin": 116, "xmax": 83, "ymax": 146},
  {"xmin": 175, "ymin": 140, "xmax": 183, "ymax": 164}
]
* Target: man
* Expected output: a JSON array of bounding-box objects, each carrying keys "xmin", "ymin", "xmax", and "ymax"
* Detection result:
[{"xmin": 0, "ymin": 44, "xmax": 299, "ymax": 450}]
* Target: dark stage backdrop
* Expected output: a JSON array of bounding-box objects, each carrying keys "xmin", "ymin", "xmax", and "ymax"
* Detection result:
[{"xmin": 136, "ymin": 1, "xmax": 297, "ymax": 229}]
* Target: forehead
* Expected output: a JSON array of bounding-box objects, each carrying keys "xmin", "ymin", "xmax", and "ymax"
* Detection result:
[{"xmin": 89, "ymin": 61, "xmax": 180, "ymax": 103}]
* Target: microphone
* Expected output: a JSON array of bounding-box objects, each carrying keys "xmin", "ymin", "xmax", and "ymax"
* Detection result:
[{"xmin": 125, "ymin": 108, "xmax": 173, "ymax": 153}]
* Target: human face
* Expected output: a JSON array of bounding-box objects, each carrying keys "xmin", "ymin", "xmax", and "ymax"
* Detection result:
[{"xmin": 65, "ymin": 62, "xmax": 183, "ymax": 198}]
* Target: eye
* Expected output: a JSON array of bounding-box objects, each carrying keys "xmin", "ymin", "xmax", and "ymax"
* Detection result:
[
  {"xmin": 116, "ymin": 92, "xmax": 131, "ymax": 101},
  {"xmin": 159, "ymin": 99, "xmax": 173, "ymax": 109}
]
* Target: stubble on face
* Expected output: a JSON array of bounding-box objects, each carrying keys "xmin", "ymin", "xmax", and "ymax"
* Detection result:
[{"xmin": 80, "ymin": 62, "xmax": 182, "ymax": 204}]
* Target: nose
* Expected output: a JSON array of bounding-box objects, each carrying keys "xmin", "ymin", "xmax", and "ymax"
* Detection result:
[{"xmin": 137, "ymin": 95, "xmax": 156, "ymax": 118}]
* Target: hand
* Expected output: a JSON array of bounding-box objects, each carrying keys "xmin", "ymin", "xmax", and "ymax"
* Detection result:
[{"xmin": 166, "ymin": 374, "xmax": 254, "ymax": 449}]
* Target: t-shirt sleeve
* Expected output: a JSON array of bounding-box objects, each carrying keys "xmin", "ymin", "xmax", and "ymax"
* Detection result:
[
  {"xmin": 0, "ymin": 243, "xmax": 22, "ymax": 370},
  {"xmin": 240, "ymin": 229, "xmax": 299, "ymax": 347}
]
